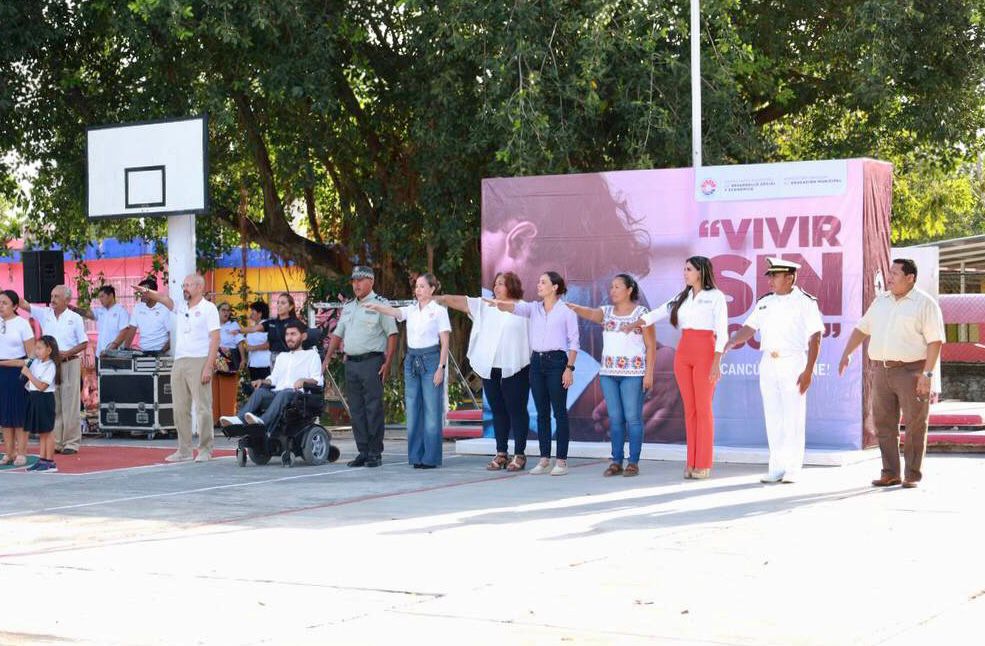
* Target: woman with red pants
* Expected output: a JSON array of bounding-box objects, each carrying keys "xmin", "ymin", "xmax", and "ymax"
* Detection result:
[{"xmin": 626, "ymin": 257, "xmax": 727, "ymax": 478}]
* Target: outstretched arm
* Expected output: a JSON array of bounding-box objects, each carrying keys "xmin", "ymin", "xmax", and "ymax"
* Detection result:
[
  {"xmin": 133, "ymin": 285, "xmax": 174, "ymax": 311},
  {"xmin": 362, "ymin": 301, "xmax": 402, "ymax": 318},
  {"xmin": 565, "ymin": 302, "xmax": 604, "ymax": 324},
  {"xmin": 433, "ymin": 294, "xmax": 469, "ymax": 314}
]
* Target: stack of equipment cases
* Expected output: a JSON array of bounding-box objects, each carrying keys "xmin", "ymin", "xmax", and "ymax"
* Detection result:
[{"xmin": 98, "ymin": 354, "xmax": 176, "ymax": 440}]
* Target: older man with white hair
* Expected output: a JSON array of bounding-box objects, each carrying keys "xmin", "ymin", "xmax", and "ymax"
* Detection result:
[
  {"xmin": 20, "ymin": 284, "xmax": 89, "ymax": 454},
  {"xmin": 136, "ymin": 274, "xmax": 220, "ymax": 462}
]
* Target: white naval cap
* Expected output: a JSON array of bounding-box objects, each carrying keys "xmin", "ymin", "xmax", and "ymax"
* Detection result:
[{"xmin": 763, "ymin": 257, "xmax": 801, "ymax": 275}]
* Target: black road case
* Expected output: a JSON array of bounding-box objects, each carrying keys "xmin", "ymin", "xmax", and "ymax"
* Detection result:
[{"xmin": 98, "ymin": 354, "xmax": 176, "ymax": 439}]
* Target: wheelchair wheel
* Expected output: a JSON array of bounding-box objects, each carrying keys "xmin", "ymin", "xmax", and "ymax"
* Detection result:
[
  {"xmin": 302, "ymin": 426, "xmax": 331, "ymax": 466},
  {"xmin": 247, "ymin": 448, "xmax": 271, "ymax": 465}
]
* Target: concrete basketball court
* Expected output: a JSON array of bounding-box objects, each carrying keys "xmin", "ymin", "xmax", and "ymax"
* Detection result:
[{"xmin": 0, "ymin": 434, "xmax": 982, "ymax": 645}]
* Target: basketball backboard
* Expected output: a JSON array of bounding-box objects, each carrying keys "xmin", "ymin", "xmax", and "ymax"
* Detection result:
[{"xmin": 86, "ymin": 114, "xmax": 208, "ymax": 219}]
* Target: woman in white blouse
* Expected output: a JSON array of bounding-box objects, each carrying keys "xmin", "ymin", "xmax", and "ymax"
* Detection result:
[
  {"xmin": 365, "ymin": 274, "xmax": 451, "ymax": 469},
  {"xmin": 626, "ymin": 256, "xmax": 727, "ymax": 479},
  {"xmin": 0, "ymin": 290, "xmax": 35, "ymax": 466},
  {"xmin": 568, "ymin": 274, "xmax": 655, "ymax": 477},
  {"xmin": 437, "ymin": 271, "xmax": 531, "ymax": 471}
]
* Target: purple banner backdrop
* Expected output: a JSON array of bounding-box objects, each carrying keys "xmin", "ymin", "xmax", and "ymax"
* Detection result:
[{"xmin": 482, "ymin": 159, "xmax": 892, "ymax": 450}]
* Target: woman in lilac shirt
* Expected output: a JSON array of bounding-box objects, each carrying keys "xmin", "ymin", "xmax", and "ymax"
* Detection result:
[{"xmin": 489, "ymin": 271, "xmax": 579, "ymax": 476}]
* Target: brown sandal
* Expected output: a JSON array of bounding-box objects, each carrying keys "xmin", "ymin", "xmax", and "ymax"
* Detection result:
[
  {"xmin": 603, "ymin": 463, "xmax": 623, "ymax": 477},
  {"xmin": 486, "ymin": 452, "xmax": 509, "ymax": 471},
  {"xmin": 623, "ymin": 463, "xmax": 639, "ymax": 477},
  {"xmin": 506, "ymin": 454, "xmax": 527, "ymax": 471}
]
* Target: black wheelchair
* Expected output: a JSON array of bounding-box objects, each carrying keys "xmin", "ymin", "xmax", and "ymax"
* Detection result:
[{"xmin": 221, "ymin": 384, "xmax": 342, "ymax": 468}]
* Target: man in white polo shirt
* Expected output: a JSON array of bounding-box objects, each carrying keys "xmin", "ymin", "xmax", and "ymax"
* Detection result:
[
  {"xmin": 70, "ymin": 285, "xmax": 131, "ymax": 356},
  {"xmin": 136, "ymin": 274, "xmax": 220, "ymax": 462},
  {"xmin": 20, "ymin": 284, "xmax": 89, "ymax": 454},
  {"xmin": 219, "ymin": 320, "xmax": 323, "ymax": 432},
  {"xmin": 126, "ymin": 278, "xmax": 172, "ymax": 355}
]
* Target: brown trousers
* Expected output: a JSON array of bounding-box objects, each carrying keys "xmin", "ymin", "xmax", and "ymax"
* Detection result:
[{"xmin": 872, "ymin": 360, "xmax": 929, "ymax": 482}]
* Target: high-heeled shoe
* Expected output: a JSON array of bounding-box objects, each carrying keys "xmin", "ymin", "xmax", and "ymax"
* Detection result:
[
  {"xmin": 506, "ymin": 454, "xmax": 527, "ymax": 471},
  {"xmin": 691, "ymin": 468, "xmax": 711, "ymax": 479}
]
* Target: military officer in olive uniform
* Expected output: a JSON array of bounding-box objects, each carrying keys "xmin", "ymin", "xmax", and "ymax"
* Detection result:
[
  {"xmin": 325, "ymin": 266, "xmax": 399, "ymax": 468},
  {"xmin": 725, "ymin": 258, "xmax": 824, "ymax": 483}
]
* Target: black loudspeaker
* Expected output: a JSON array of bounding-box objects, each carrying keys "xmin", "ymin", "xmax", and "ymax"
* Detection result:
[{"xmin": 22, "ymin": 250, "xmax": 65, "ymax": 303}]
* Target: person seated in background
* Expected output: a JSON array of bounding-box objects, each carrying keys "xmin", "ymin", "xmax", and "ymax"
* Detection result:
[{"xmin": 219, "ymin": 320, "xmax": 323, "ymax": 433}]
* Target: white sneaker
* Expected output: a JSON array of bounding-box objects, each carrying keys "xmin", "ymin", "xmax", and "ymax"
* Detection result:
[
  {"xmin": 219, "ymin": 416, "xmax": 243, "ymax": 428},
  {"xmin": 760, "ymin": 473, "xmax": 783, "ymax": 484},
  {"xmin": 781, "ymin": 473, "xmax": 799, "ymax": 484},
  {"xmin": 164, "ymin": 451, "xmax": 193, "ymax": 463},
  {"xmin": 529, "ymin": 459, "xmax": 552, "ymax": 475},
  {"xmin": 550, "ymin": 460, "xmax": 569, "ymax": 476},
  {"xmin": 244, "ymin": 412, "xmax": 264, "ymax": 426},
  {"xmin": 194, "ymin": 450, "xmax": 212, "ymax": 463}
]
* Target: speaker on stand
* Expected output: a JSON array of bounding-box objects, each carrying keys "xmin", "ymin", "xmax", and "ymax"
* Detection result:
[{"xmin": 22, "ymin": 250, "xmax": 65, "ymax": 303}]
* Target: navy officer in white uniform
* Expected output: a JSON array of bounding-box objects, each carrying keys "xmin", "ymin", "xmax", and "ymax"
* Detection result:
[{"xmin": 724, "ymin": 258, "xmax": 824, "ymax": 483}]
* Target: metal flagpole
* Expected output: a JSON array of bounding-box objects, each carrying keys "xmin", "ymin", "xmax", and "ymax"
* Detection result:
[{"xmin": 691, "ymin": 0, "xmax": 702, "ymax": 169}]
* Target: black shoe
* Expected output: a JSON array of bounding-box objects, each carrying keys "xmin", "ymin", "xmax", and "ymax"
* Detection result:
[
  {"xmin": 346, "ymin": 454, "xmax": 367, "ymax": 468},
  {"xmin": 365, "ymin": 457, "xmax": 382, "ymax": 468},
  {"xmin": 418, "ymin": 464, "xmax": 437, "ymax": 470},
  {"xmin": 413, "ymin": 463, "xmax": 423, "ymax": 469},
  {"xmin": 60, "ymin": 448, "xmax": 78, "ymax": 455}
]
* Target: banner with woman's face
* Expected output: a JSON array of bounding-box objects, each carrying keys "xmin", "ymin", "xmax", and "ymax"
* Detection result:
[{"xmin": 482, "ymin": 159, "xmax": 892, "ymax": 450}]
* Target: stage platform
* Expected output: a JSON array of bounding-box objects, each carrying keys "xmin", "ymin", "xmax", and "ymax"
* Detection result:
[{"xmin": 454, "ymin": 438, "xmax": 877, "ymax": 467}]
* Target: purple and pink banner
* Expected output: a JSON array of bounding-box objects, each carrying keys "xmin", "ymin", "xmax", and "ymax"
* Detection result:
[{"xmin": 482, "ymin": 159, "xmax": 893, "ymax": 450}]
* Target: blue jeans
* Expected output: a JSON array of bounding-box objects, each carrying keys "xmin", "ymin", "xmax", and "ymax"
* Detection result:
[
  {"xmin": 404, "ymin": 345, "xmax": 444, "ymax": 466},
  {"xmin": 529, "ymin": 351, "xmax": 569, "ymax": 459},
  {"xmin": 599, "ymin": 375, "xmax": 644, "ymax": 464}
]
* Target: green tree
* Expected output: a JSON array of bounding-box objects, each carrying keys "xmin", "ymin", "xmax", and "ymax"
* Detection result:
[{"xmin": 1, "ymin": 0, "xmax": 984, "ymax": 298}]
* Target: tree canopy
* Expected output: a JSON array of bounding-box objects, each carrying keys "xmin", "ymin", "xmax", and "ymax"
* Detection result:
[{"xmin": 2, "ymin": 0, "xmax": 984, "ymax": 298}]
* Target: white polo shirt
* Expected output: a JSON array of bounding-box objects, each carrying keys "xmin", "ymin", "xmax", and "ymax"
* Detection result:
[
  {"xmin": 397, "ymin": 300, "xmax": 451, "ymax": 349},
  {"xmin": 29, "ymin": 305, "xmax": 88, "ymax": 353},
  {"xmin": 129, "ymin": 302, "xmax": 173, "ymax": 351},
  {"xmin": 93, "ymin": 303, "xmax": 131, "ymax": 354},
  {"xmin": 174, "ymin": 299, "xmax": 221, "ymax": 360}
]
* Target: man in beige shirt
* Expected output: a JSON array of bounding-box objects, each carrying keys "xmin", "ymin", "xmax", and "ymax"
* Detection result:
[{"xmin": 838, "ymin": 259, "xmax": 944, "ymax": 488}]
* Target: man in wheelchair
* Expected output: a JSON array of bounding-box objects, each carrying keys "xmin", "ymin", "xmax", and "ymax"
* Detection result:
[{"xmin": 219, "ymin": 320, "xmax": 323, "ymax": 433}]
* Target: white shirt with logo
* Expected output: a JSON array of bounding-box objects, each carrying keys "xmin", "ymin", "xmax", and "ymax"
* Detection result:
[
  {"xmin": 93, "ymin": 303, "xmax": 131, "ymax": 354},
  {"xmin": 174, "ymin": 299, "xmax": 221, "ymax": 360},
  {"xmin": 29, "ymin": 305, "xmax": 88, "ymax": 353},
  {"xmin": 743, "ymin": 288, "xmax": 824, "ymax": 355},
  {"xmin": 397, "ymin": 301, "xmax": 451, "ymax": 349},
  {"xmin": 643, "ymin": 288, "xmax": 730, "ymax": 352},
  {"xmin": 129, "ymin": 302, "xmax": 173, "ymax": 351}
]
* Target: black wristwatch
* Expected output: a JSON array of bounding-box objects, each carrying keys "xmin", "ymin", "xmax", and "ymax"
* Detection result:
[{"xmin": 566, "ymin": 364, "xmax": 575, "ymax": 371}]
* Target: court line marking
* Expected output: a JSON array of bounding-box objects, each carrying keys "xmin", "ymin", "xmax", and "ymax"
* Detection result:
[{"xmin": 0, "ymin": 458, "xmax": 607, "ymax": 559}]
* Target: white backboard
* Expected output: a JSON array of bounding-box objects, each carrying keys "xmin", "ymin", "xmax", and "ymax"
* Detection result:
[{"xmin": 86, "ymin": 115, "xmax": 208, "ymax": 219}]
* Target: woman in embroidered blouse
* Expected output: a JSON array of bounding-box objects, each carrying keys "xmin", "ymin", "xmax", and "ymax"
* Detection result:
[
  {"xmin": 489, "ymin": 271, "xmax": 579, "ymax": 476},
  {"xmin": 567, "ymin": 274, "xmax": 655, "ymax": 477},
  {"xmin": 364, "ymin": 273, "xmax": 451, "ymax": 469},
  {"xmin": 436, "ymin": 271, "xmax": 531, "ymax": 471},
  {"xmin": 626, "ymin": 256, "xmax": 728, "ymax": 479}
]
